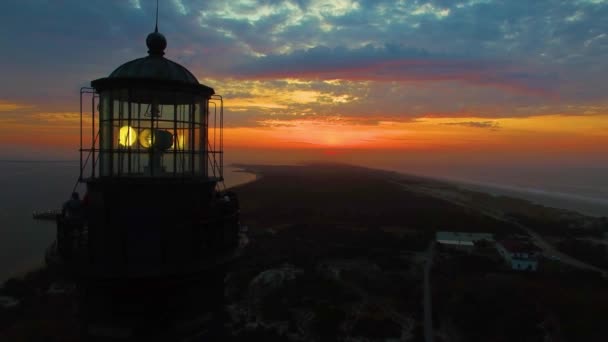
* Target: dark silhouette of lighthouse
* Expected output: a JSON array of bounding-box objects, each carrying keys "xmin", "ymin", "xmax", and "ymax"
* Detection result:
[{"xmin": 47, "ymin": 8, "xmax": 242, "ymax": 341}]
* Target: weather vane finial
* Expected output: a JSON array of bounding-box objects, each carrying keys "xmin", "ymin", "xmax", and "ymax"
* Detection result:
[{"xmin": 155, "ymin": 0, "xmax": 159, "ymax": 33}]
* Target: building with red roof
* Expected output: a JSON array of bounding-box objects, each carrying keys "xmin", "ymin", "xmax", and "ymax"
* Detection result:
[{"xmin": 496, "ymin": 240, "xmax": 541, "ymax": 271}]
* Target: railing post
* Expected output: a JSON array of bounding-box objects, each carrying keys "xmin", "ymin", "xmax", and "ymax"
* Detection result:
[{"xmin": 80, "ymin": 88, "xmax": 84, "ymax": 181}]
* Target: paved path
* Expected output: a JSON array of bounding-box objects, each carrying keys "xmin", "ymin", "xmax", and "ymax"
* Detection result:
[{"xmin": 423, "ymin": 241, "xmax": 435, "ymax": 342}]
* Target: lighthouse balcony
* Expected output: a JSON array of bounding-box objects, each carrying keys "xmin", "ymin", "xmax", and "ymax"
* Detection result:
[{"xmin": 46, "ymin": 196, "xmax": 241, "ymax": 279}]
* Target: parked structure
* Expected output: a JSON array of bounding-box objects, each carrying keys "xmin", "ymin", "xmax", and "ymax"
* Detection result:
[{"xmin": 496, "ymin": 240, "xmax": 541, "ymax": 271}]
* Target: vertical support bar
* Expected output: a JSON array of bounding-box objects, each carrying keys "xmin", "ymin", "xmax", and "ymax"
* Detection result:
[
  {"xmin": 179, "ymin": 104, "xmax": 183, "ymax": 173},
  {"xmin": 79, "ymin": 89, "xmax": 83, "ymax": 181},
  {"xmin": 203, "ymin": 99, "xmax": 208, "ymax": 179},
  {"xmin": 208, "ymin": 101, "xmax": 216, "ymax": 178},
  {"xmin": 91, "ymin": 92, "xmax": 96, "ymax": 178},
  {"xmin": 173, "ymin": 101, "xmax": 177, "ymax": 176},
  {"xmin": 109, "ymin": 92, "xmax": 114, "ymax": 177},
  {"xmin": 137, "ymin": 102, "xmax": 141, "ymax": 174},
  {"xmin": 213, "ymin": 98, "xmax": 217, "ymax": 164},
  {"xmin": 127, "ymin": 89, "xmax": 132, "ymax": 174},
  {"xmin": 117, "ymin": 94, "xmax": 122, "ymax": 177},
  {"xmin": 149, "ymin": 99, "xmax": 155, "ymax": 177},
  {"xmin": 219, "ymin": 95, "xmax": 223, "ymax": 179},
  {"xmin": 191, "ymin": 102, "xmax": 195, "ymax": 176},
  {"xmin": 199, "ymin": 98, "xmax": 205, "ymax": 178}
]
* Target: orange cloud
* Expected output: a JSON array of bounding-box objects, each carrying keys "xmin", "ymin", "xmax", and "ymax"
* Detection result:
[
  {"xmin": 221, "ymin": 114, "xmax": 608, "ymax": 156},
  {"xmin": 0, "ymin": 100, "xmax": 32, "ymax": 112}
]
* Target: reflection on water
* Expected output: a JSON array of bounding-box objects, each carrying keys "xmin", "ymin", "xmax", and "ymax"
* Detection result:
[{"xmin": 0, "ymin": 161, "xmax": 256, "ymax": 283}]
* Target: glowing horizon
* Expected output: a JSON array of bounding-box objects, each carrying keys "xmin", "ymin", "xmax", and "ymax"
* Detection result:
[{"xmin": 1, "ymin": 1, "xmax": 607, "ymax": 166}]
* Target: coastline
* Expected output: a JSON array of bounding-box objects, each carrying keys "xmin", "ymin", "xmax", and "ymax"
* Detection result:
[
  {"xmin": 226, "ymin": 166, "xmax": 262, "ymax": 189},
  {"xmin": 447, "ymin": 178, "xmax": 608, "ymax": 218},
  {"xmin": 233, "ymin": 162, "xmax": 607, "ymax": 219}
]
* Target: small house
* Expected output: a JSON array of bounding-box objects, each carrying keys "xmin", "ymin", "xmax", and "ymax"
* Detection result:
[{"xmin": 496, "ymin": 240, "xmax": 541, "ymax": 271}]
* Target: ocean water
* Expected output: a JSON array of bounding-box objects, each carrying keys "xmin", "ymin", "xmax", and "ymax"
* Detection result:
[
  {"xmin": 405, "ymin": 165, "xmax": 608, "ymax": 218},
  {"xmin": 0, "ymin": 161, "xmax": 256, "ymax": 283}
]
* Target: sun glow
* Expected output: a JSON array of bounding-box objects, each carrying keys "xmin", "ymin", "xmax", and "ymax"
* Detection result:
[{"xmin": 218, "ymin": 113, "xmax": 608, "ymax": 156}]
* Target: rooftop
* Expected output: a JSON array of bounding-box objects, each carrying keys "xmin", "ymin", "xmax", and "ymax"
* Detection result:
[
  {"xmin": 436, "ymin": 232, "xmax": 494, "ymax": 245},
  {"xmin": 91, "ymin": 28, "xmax": 214, "ymax": 94}
]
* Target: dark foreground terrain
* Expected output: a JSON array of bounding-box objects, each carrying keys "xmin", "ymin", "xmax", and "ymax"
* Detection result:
[{"xmin": 1, "ymin": 164, "xmax": 607, "ymax": 341}]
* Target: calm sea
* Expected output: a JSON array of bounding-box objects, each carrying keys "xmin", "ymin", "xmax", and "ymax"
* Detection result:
[{"xmin": 0, "ymin": 161, "xmax": 256, "ymax": 283}]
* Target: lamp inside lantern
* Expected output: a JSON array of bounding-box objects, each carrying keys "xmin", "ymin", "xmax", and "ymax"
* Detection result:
[
  {"xmin": 118, "ymin": 126, "xmax": 137, "ymax": 147},
  {"xmin": 138, "ymin": 128, "xmax": 173, "ymax": 150}
]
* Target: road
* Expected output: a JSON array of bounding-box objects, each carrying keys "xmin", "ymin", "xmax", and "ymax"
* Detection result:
[
  {"xmin": 455, "ymin": 200, "xmax": 608, "ymax": 276},
  {"xmin": 510, "ymin": 220, "xmax": 607, "ymax": 276},
  {"xmin": 423, "ymin": 241, "xmax": 435, "ymax": 342},
  {"xmin": 390, "ymin": 179, "xmax": 608, "ymax": 277}
]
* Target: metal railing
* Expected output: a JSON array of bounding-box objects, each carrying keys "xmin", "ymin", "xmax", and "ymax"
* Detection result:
[{"xmin": 49, "ymin": 198, "xmax": 240, "ymax": 268}]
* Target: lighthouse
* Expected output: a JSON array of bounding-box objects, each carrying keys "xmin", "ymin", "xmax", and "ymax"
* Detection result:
[{"xmin": 47, "ymin": 18, "xmax": 242, "ymax": 341}]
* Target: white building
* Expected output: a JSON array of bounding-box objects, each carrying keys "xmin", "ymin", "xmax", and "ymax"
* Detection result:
[
  {"xmin": 496, "ymin": 240, "xmax": 540, "ymax": 271},
  {"xmin": 436, "ymin": 232, "xmax": 494, "ymax": 247}
]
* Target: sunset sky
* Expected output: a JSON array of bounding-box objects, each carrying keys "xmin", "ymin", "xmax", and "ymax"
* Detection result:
[{"xmin": 1, "ymin": 0, "xmax": 607, "ymax": 169}]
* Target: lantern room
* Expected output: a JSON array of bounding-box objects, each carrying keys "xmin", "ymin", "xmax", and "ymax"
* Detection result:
[
  {"xmin": 81, "ymin": 29, "xmax": 223, "ymax": 180},
  {"xmin": 61, "ymin": 26, "xmax": 237, "ymax": 280}
]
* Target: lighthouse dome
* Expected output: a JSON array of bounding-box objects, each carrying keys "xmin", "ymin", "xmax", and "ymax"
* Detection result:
[{"xmin": 107, "ymin": 31, "xmax": 199, "ymax": 85}]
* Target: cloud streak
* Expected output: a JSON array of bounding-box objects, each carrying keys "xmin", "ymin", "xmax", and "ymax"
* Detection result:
[
  {"xmin": 233, "ymin": 44, "xmax": 558, "ymax": 95},
  {"xmin": 442, "ymin": 121, "xmax": 501, "ymax": 130}
]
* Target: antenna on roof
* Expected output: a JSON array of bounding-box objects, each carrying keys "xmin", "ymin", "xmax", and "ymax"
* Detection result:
[
  {"xmin": 155, "ymin": 0, "xmax": 159, "ymax": 33},
  {"xmin": 146, "ymin": 0, "xmax": 166, "ymax": 56}
]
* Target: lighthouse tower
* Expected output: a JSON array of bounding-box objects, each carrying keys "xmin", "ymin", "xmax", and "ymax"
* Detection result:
[{"xmin": 47, "ymin": 21, "xmax": 241, "ymax": 341}]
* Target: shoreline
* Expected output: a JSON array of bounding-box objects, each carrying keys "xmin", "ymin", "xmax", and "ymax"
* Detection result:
[
  {"xmin": 233, "ymin": 162, "xmax": 607, "ymax": 218},
  {"xmin": 446, "ymin": 178, "xmax": 608, "ymax": 218},
  {"xmin": 224, "ymin": 167, "xmax": 261, "ymax": 189}
]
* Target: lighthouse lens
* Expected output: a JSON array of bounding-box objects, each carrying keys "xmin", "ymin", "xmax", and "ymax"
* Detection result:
[
  {"xmin": 139, "ymin": 129, "xmax": 153, "ymax": 148},
  {"xmin": 118, "ymin": 126, "xmax": 137, "ymax": 147},
  {"xmin": 138, "ymin": 128, "xmax": 173, "ymax": 150},
  {"xmin": 171, "ymin": 130, "xmax": 186, "ymax": 150},
  {"xmin": 155, "ymin": 130, "xmax": 173, "ymax": 150}
]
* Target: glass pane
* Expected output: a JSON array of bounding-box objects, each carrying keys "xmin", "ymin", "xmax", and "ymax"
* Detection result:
[{"xmin": 96, "ymin": 89, "xmax": 210, "ymax": 178}]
